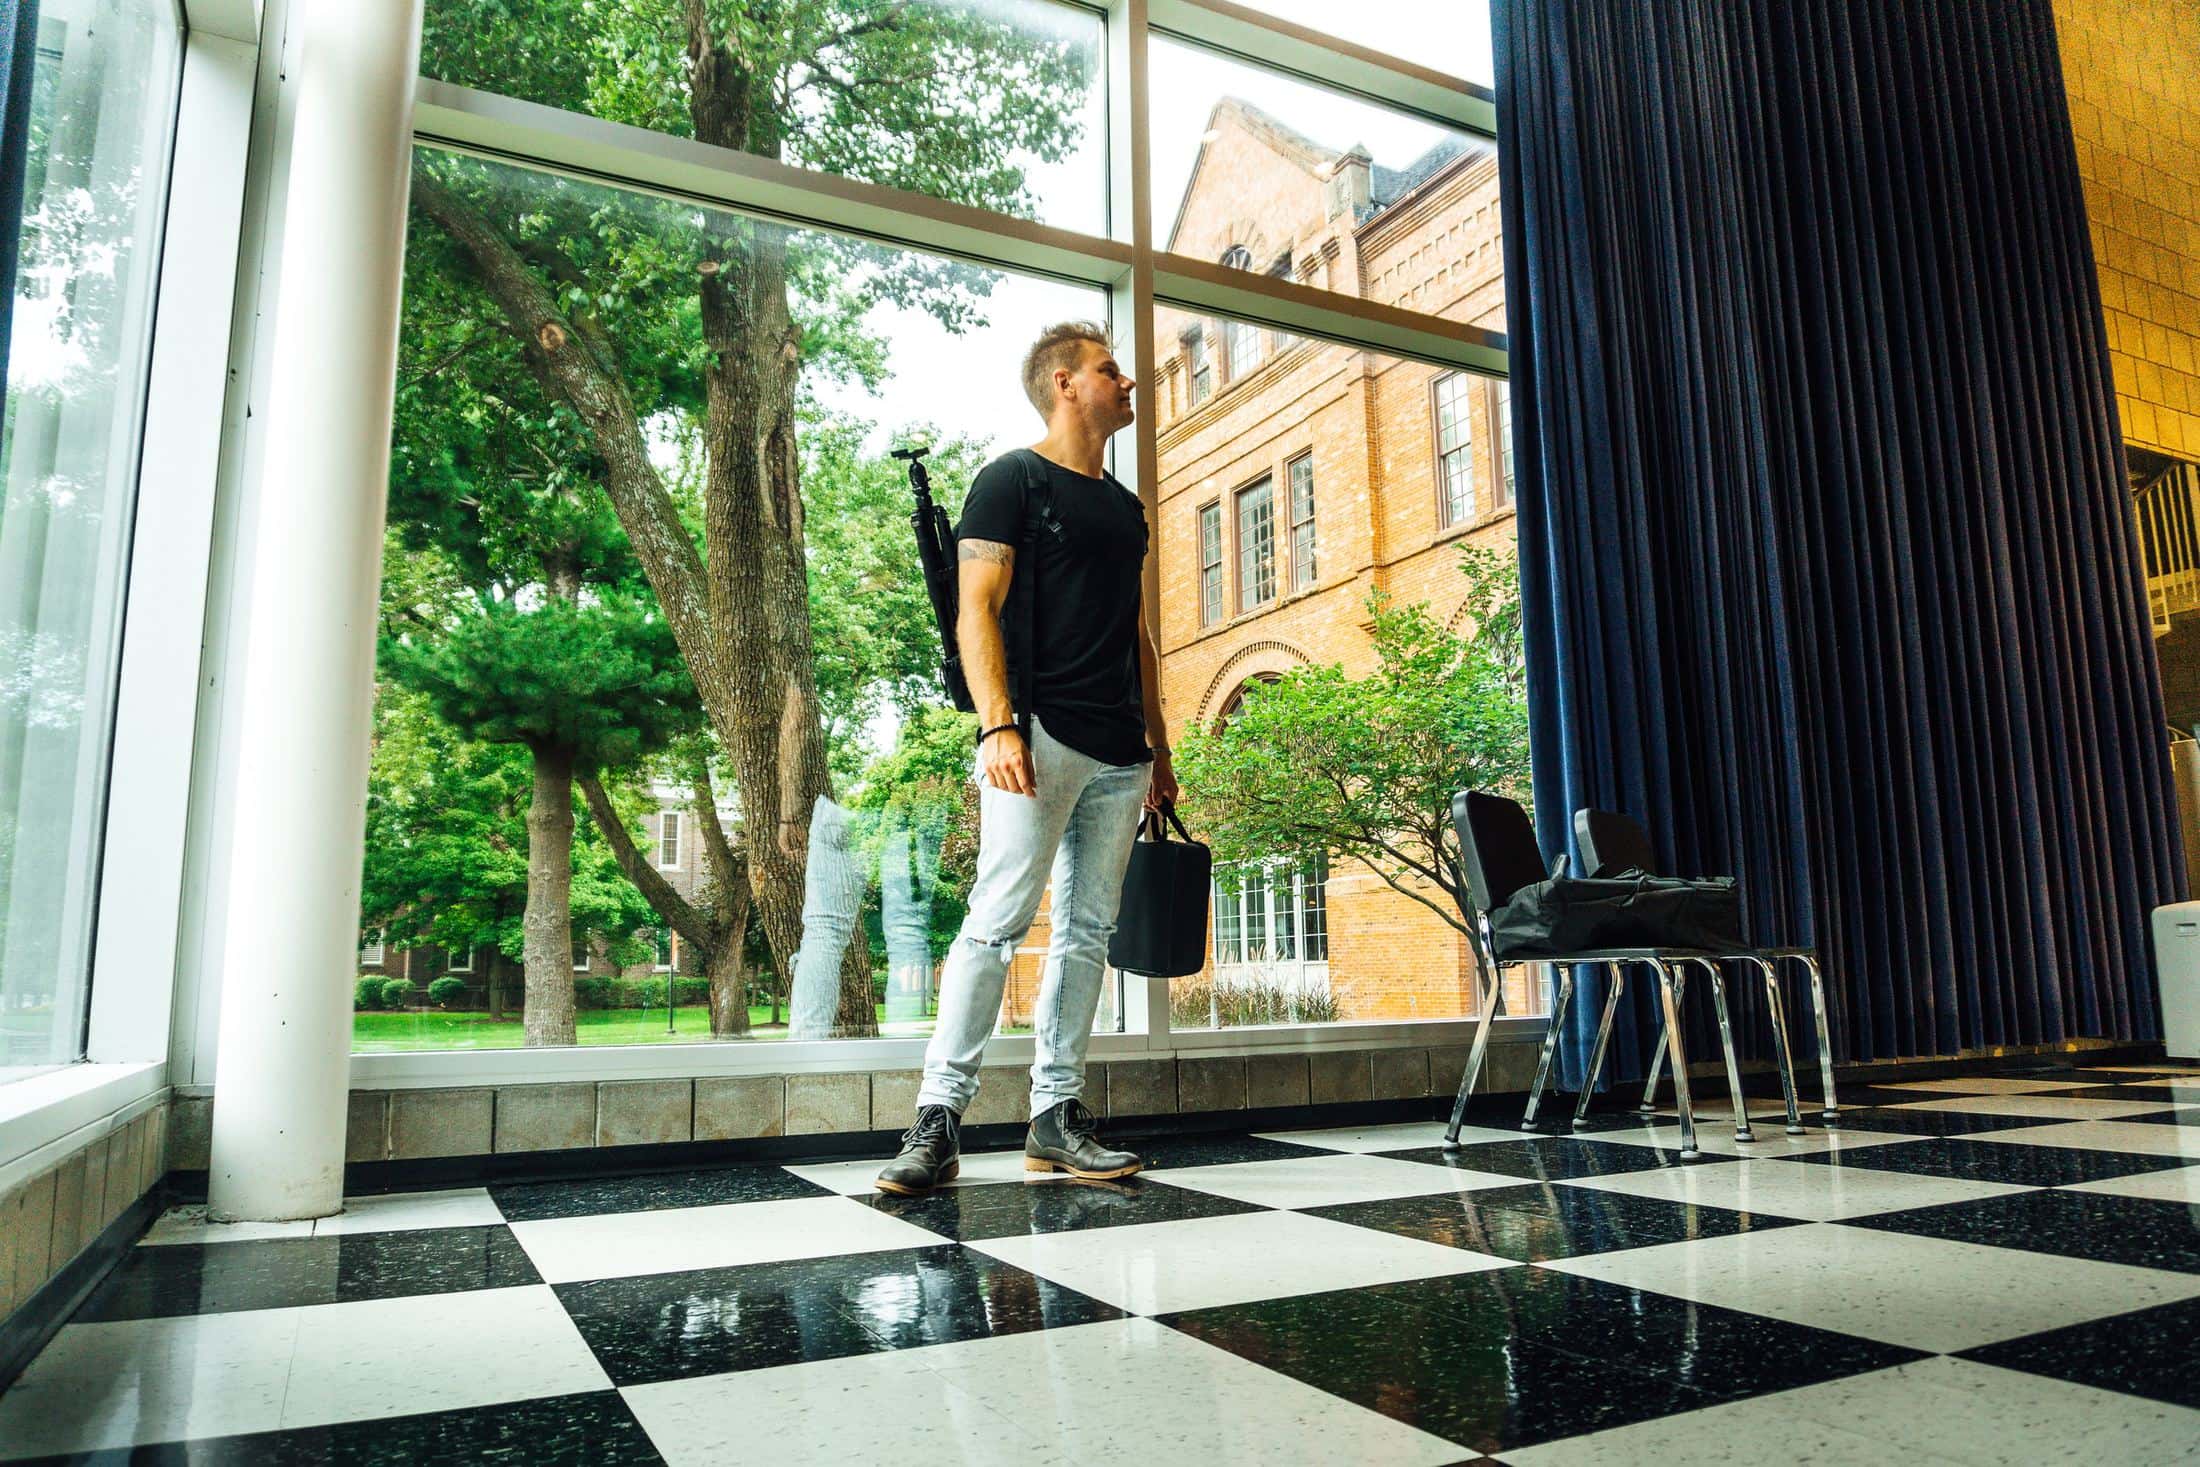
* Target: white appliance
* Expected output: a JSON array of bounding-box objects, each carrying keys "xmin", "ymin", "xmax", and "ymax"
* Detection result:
[{"xmin": 2153, "ymin": 902, "xmax": 2200, "ymax": 1060}]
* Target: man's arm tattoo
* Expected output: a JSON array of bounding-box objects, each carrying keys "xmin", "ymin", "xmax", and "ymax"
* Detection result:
[{"xmin": 960, "ymin": 540, "xmax": 1014, "ymax": 566}]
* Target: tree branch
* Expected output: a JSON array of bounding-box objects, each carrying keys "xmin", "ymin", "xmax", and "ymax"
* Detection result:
[{"xmin": 575, "ymin": 767, "xmax": 713, "ymax": 951}]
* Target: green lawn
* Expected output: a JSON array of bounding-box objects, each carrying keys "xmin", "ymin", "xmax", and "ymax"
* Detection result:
[{"xmin": 351, "ymin": 1004, "xmax": 922, "ymax": 1051}]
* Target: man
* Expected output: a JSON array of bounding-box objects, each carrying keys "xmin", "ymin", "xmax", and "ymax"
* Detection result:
[{"xmin": 876, "ymin": 321, "xmax": 1177, "ymax": 1196}]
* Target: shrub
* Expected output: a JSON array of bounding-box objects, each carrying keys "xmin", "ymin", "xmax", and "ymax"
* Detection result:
[
  {"xmin": 426, "ymin": 976, "xmax": 469, "ymax": 1009},
  {"xmin": 1170, "ymin": 974, "xmax": 1340, "ymax": 1029},
  {"xmin": 354, "ymin": 976, "xmax": 385, "ymax": 1011},
  {"xmin": 378, "ymin": 977, "xmax": 417, "ymax": 1010},
  {"xmin": 573, "ymin": 976, "xmax": 615, "ymax": 1010}
]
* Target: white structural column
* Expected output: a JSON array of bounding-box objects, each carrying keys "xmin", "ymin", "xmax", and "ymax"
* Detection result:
[{"xmin": 207, "ymin": 0, "xmax": 423, "ymax": 1220}]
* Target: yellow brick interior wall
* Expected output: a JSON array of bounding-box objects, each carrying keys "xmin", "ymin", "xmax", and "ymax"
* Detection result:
[{"xmin": 2055, "ymin": 0, "xmax": 2200, "ymax": 459}]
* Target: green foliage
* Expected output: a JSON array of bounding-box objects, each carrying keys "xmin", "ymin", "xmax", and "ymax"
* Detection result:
[
  {"xmin": 354, "ymin": 977, "xmax": 388, "ymax": 1011},
  {"xmin": 573, "ymin": 975, "xmax": 712, "ymax": 1010},
  {"xmin": 1174, "ymin": 547, "xmax": 1531, "ymax": 935},
  {"xmin": 427, "ymin": 976, "xmax": 471, "ymax": 1009},
  {"xmin": 379, "ymin": 977, "xmax": 419, "ymax": 1010}
]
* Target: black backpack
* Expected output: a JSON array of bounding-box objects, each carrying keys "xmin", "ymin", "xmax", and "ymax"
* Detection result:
[{"xmin": 907, "ymin": 448, "xmax": 1059, "ymax": 734}]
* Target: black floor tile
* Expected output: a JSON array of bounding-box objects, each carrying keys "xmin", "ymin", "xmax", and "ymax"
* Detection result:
[
  {"xmin": 1377, "ymin": 1136, "xmax": 1735, "ymax": 1182},
  {"xmin": 2109, "ymin": 1108, "xmax": 2200, "ymax": 1127},
  {"xmin": 7, "ymin": 1392, "xmax": 665, "ymax": 1465},
  {"xmin": 1119, "ymin": 1133, "xmax": 1334, "ymax": 1170},
  {"xmin": 1962, "ymin": 1295, "xmax": 2200, "ymax": 1411},
  {"xmin": 1305, "ymin": 1182, "xmax": 1796, "ymax": 1263},
  {"xmin": 554, "ymin": 1244, "xmax": 1123, "ymax": 1385},
  {"xmin": 75, "ymin": 1227, "xmax": 538, "ymax": 1322},
  {"xmin": 860, "ymin": 1175, "xmax": 1264, "ymax": 1241},
  {"xmin": 2101, "ymin": 1082, "xmax": 2200, "ymax": 1107},
  {"xmin": 1792, "ymin": 1135, "xmax": 2191, "ymax": 1187},
  {"xmin": 1161, "ymin": 1267, "xmax": 1920, "ymax": 1455},
  {"xmin": 489, "ymin": 1164, "xmax": 832, "ymax": 1222},
  {"xmin": 1839, "ymin": 1086, "xmax": 1984, "ymax": 1107},
  {"xmin": 1815, "ymin": 1106, "xmax": 2067, "ymax": 1138},
  {"xmin": 1848, "ymin": 1187, "xmax": 2200, "ymax": 1272}
]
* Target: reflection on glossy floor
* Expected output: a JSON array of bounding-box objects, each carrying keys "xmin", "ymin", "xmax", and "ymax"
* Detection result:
[{"xmin": 5, "ymin": 1066, "xmax": 2200, "ymax": 1464}]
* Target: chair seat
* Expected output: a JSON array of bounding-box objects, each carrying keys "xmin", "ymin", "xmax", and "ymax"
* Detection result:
[{"xmin": 1488, "ymin": 945, "xmax": 1727, "ymax": 965}]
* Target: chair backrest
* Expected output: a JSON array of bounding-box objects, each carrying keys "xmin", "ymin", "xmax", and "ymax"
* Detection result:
[
  {"xmin": 1451, "ymin": 790, "xmax": 1547, "ymax": 917},
  {"xmin": 1573, "ymin": 808, "xmax": 1660, "ymax": 878}
]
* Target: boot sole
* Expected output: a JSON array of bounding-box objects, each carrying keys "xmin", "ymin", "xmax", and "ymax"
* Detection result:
[
  {"xmin": 1024, "ymin": 1156, "xmax": 1143, "ymax": 1180},
  {"xmin": 875, "ymin": 1159, "xmax": 959, "ymax": 1196}
]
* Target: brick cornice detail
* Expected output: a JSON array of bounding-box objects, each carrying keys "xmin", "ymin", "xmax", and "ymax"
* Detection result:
[{"xmin": 1195, "ymin": 639, "xmax": 1314, "ymax": 725}]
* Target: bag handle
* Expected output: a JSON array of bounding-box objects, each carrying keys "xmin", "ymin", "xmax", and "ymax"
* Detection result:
[{"xmin": 1140, "ymin": 799, "xmax": 1193, "ymax": 843}]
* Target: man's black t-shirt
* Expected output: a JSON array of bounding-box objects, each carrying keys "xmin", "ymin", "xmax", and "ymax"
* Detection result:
[{"xmin": 957, "ymin": 448, "xmax": 1151, "ymax": 767}]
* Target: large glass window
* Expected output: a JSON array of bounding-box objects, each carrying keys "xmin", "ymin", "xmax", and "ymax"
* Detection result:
[
  {"xmin": 419, "ymin": 0, "xmax": 1108, "ymax": 236},
  {"xmin": 1151, "ymin": 37, "xmax": 1500, "ymax": 320},
  {"xmin": 356, "ymin": 150, "xmax": 1108, "ymax": 1054},
  {"xmin": 1160, "ymin": 313, "xmax": 1534, "ymax": 1029},
  {"xmin": 0, "ymin": 0, "xmax": 183, "ymax": 1082}
]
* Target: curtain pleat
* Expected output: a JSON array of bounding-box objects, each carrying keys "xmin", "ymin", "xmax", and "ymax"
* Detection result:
[{"xmin": 1496, "ymin": 0, "xmax": 2183, "ymax": 1086}]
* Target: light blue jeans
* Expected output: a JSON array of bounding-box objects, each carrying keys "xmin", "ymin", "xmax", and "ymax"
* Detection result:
[{"xmin": 917, "ymin": 716, "xmax": 1151, "ymax": 1115}]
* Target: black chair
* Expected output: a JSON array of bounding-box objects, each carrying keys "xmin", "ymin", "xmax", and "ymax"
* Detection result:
[
  {"xmin": 1575, "ymin": 809, "xmax": 1840, "ymax": 1127},
  {"xmin": 1443, "ymin": 790, "xmax": 1735, "ymax": 1159}
]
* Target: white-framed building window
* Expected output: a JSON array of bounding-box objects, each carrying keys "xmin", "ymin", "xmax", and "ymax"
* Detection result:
[
  {"xmin": 1287, "ymin": 452, "xmax": 1317, "ymax": 591},
  {"xmin": 657, "ymin": 809, "xmax": 682, "ymax": 868},
  {"xmin": 653, "ymin": 927, "xmax": 673, "ymax": 973},
  {"xmin": 1235, "ymin": 477, "xmax": 1277, "ymax": 611},
  {"xmin": 1211, "ymin": 856, "xmax": 1331, "ymax": 1004},
  {"xmin": 1435, "ymin": 371, "xmax": 1475, "ymax": 527},
  {"xmin": 1494, "ymin": 379, "xmax": 1515, "ymax": 506},
  {"xmin": 1186, "ymin": 328, "xmax": 1213, "ymax": 406},
  {"xmin": 359, "ymin": 935, "xmax": 387, "ymax": 967},
  {"xmin": 445, "ymin": 946, "xmax": 476, "ymax": 974},
  {"xmin": 1198, "ymin": 501, "xmax": 1224, "ymax": 627}
]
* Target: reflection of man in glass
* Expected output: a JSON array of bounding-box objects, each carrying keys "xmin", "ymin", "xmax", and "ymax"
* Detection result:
[
  {"xmin": 785, "ymin": 793, "xmax": 947, "ymax": 1038},
  {"xmin": 877, "ymin": 322, "xmax": 1178, "ymax": 1196}
]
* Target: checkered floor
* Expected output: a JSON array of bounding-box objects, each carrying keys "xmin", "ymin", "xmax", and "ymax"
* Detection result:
[{"xmin": 6, "ymin": 1065, "xmax": 2200, "ymax": 1465}]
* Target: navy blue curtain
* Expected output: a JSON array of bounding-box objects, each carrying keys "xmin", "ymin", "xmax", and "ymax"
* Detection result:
[
  {"xmin": 1496, "ymin": 0, "xmax": 2184, "ymax": 1087},
  {"xmin": 0, "ymin": 0, "xmax": 38, "ymax": 424}
]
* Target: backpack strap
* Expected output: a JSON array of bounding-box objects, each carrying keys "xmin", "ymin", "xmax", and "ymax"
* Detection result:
[{"xmin": 1008, "ymin": 449, "xmax": 1055, "ymax": 742}]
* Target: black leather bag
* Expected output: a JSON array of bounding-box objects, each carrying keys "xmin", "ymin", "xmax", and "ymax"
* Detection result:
[
  {"xmin": 1107, "ymin": 803, "xmax": 1212, "ymax": 978},
  {"xmin": 1487, "ymin": 872, "xmax": 1743, "ymax": 958}
]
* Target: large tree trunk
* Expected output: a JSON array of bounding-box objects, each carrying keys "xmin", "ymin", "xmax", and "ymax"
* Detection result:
[
  {"xmin": 706, "ymin": 924, "xmax": 750, "ymax": 1037},
  {"xmin": 523, "ymin": 741, "xmax": 578, "ymax": 1046},
  {"xmin": 486, "ymin": 948, "xmax": 511, "ymax": 1022}
]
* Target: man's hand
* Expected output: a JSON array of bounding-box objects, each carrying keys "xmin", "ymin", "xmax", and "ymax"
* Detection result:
[
  {"xmin": 1146, "ymin": 748, "xmax": 1178, "ymax": 812},
  {"xmin": 982, "ymin": 727, "xmax": 1037, "ymax": 797}
]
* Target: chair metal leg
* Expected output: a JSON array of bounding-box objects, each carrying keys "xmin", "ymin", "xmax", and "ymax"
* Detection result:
[
  {"xmin": 1796, "ymin": 953, "xmax": 1839, "ymax": 1123},
  {"xmin": 1698, "ymin": 959, "xmax": 1755, "ymax": 1142},
  {"xmin": 1753, "ymin": 956, "xmax": 1805, "ymax": 1134},
  {"xmin": 1445, "ymin": 955, "xmax": 1504, "ymax": 1146},
  {"xmin": 1572, "ymin": 963, "xmax": 1625, "ymax": 1131},
  {"xmin": 1637, "ymin": 1010, "xmax": 1669, "ymax": 1114},
  {"xmin": 1654, "ymin": 960, "xmax": 1699, "ymax": 1158},
  {"xmin": 1520, "ymin": 965, "xmax": 1577, "ymax": 1131}
]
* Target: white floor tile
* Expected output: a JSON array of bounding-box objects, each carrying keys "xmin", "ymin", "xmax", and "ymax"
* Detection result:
[
  {"xmin": 969, "ymin": 1207, "xmax": 1509, "ymax": 1315},
  {"xmin": 1498, "ymin": 1356, "xmax": 2200, "ymax": 1467},
  {"xmin": 313, "ymin": 1187, "xmax": 503, "ymax": 1236},
  {"xmin": 2061, "ymin": 1162, "xmax": 2200, "ymax": 1204},
  {"xmin": 919, "ymin": 1316, "xmax": 1467, "ymax": 1466},
  {"xmin": 0, "ymin": 1287, "xmax": 606, "ymax": 1460},
  {"xmin": 1883, "ymin": 1094, "xmax": 2183, "ymax": 1121},
  {"xmin": 1885, "ymin": 1077, "xmax": 2116, "ymax": 1095},
  {"xmin": 279, "ymin": 1287, "xmax": 607, "ymax": 1427},
  {"xmin": 1968, "ymin": 1118, "xmax": 2200, "ymax": 1159},
  {"xmin": 623, "ymin": 1346, "xmax": 1062, "ymax": 1467},
  {"xmin": 139, "ymin": 1207, "xmax": 314, "ymax": 1248},
  {"xmin": 1599, "ymin": 1121, "xmax": 1928, "ymax": 1158},
  {"xmin": 1540, "ymin": 1222, "xmax": 2200, "ymax": 1353},
  {"xmin": 1252, "ymin": 1120, "xmax": 1522, "ymax": 1152},
  {"xmin": 785, "ymin": 1149, "xmax": 1072, "ymax": 1196},
  {"xmin": 1148, "ymin": 1151, "xmax": 1521, "ymax": 1208},
  {"xmin": 1554, "ymin": 1153, "xmax": 2030, "ymax": 1220},
  {"xmin": 509, "ymin": 1194, "xmax": 943, "ymax": 1283},
  {"xmin": 0, "ymin": 1310, "xmax": 300, "ymax": 1458}
]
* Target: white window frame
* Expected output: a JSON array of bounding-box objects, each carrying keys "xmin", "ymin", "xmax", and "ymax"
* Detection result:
[
  {"xmin": 1198, "ymin": 499, "xmax": 1224, "ymax": 626},
  {"xmin": 359, "ymin": 935, "xmax": 386, "ymax": 966},
  {"xmin": 1286, "ymin": 451, "xmax": 1317, "ymax": 591},
  {"xmin": 87, "ymin": 0, "xmax": 1541, "ymax": 1103},
  {"xmin": 1235, "ymin": 475, "xmax": 1277, "ymax": 611},
  {"xmin": 657, "ymin": 809, "xmax": 682, "ymax": 869},
  {"xmin": 1434, "ymin": 370, "xmax": 1476, "ymax": 528},
  {"xmin": 445, "ymin": 946, "xmax": 476, "ymax": 975}
]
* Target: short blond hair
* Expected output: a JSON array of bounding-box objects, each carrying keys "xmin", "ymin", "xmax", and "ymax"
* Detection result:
[{"xmin": 1021, "ymin": 321, "xmax": 1112, "ymax": 421}]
